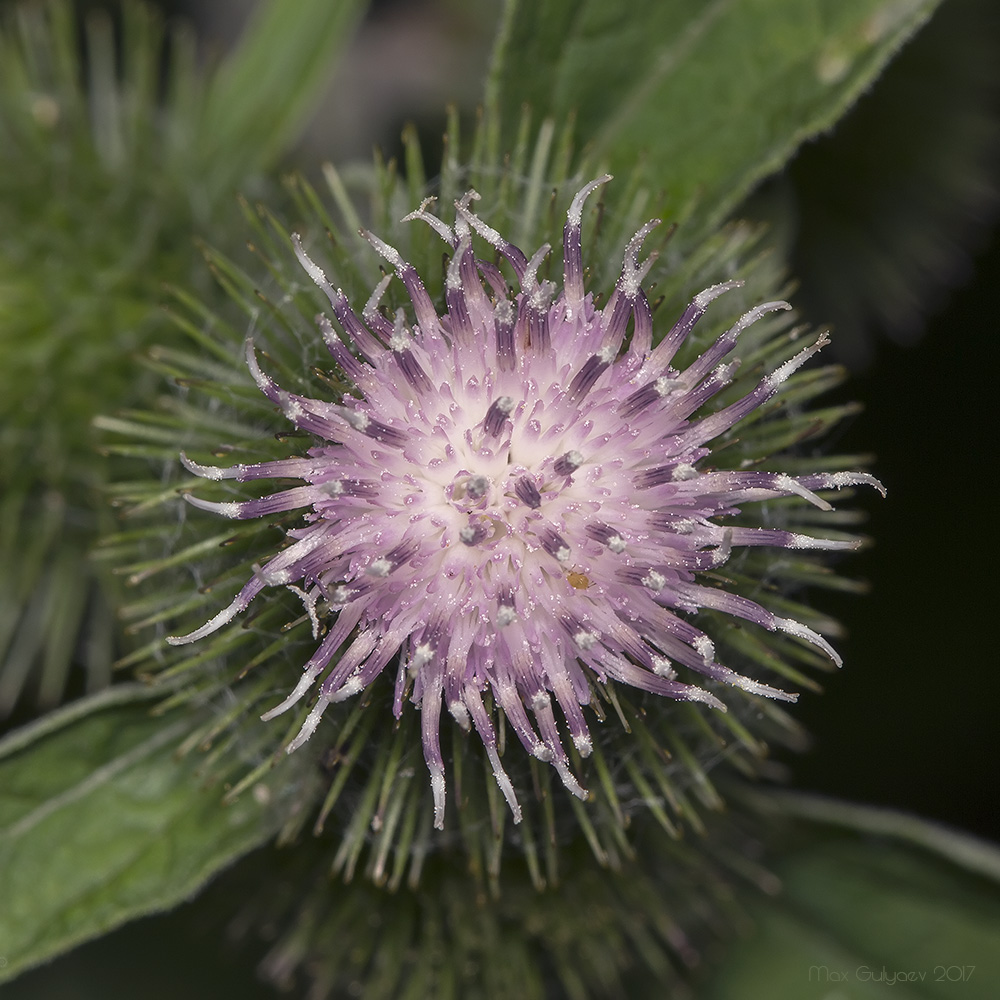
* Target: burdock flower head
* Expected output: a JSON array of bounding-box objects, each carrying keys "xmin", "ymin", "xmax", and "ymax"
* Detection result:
[{"xmin": 168, "ymin": 176, "xmax": 882, "ymax": 829}]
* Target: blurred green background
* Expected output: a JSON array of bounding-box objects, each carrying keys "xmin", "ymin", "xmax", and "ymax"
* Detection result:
[{"xmin": 1, "ymin": 0, "xmax": 996, "ymax": 996}]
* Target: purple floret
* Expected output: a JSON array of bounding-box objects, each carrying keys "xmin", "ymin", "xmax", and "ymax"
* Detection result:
[{"xmin": 170, "ymin": 177, "xmax": 883, "ymax": 829}]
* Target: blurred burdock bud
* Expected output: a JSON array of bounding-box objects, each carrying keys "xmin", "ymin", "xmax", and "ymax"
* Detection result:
[
  {"xmin": 0, "ymin": 0, "xmax": 366, "ymax": 716},
  {"xmin": 221, "ymin": 801, "xmax": 781, "ymax": 1000},
  {"xmin": 166, "ymin": 175, "xmax": 882, "ymax": 831}
]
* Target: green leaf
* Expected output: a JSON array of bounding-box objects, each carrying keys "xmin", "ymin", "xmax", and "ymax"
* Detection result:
[
  {"xmin": 193, "ymin": 0, "xmax": 369, "ymax": 192},
  {"xmin": 487, "ymin": 0, "xmax": 942, "ymax": 245},
  {"xmin": 0, "ymin": 685, "xmax": 312, "ymax": 983},
  {"xmin": 701, "ymin": 797, "xmax": 1000, "ymax": 1000}
]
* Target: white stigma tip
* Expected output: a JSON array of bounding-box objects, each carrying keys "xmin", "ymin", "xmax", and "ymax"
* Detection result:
[
  {"xmin": 338, "ymin": 676, "xmax": 364, "ymax": 699},
  {"xmin": 367, "ymin": 557, "xmax": 391, "ymax": 578},
  {"xmin": 651, "ymin": 655, "xmax": 676, "ymax": 679},
  {"xmin": 449, "ymin": 701, "xmax": 471, "ymax": 729},
  {"xmin": 494, "ymin": 298, "xmax": 516, "ymax": 323},
  {"xmin": 606, "ymin": 534, "xmax": 626, "ymax": 554},
  {"xmin": 775, "ymin": 473, "xmax": 834, "ymax": 511},
  {"xmin": 411, "ymin": 643, "xmax": 434, "ymax": 669},
  {"xmin": 573, "ymin": 630, "xmax": 598, "ymax": 650},
  {"xmin": 556, "ymin": 763, "xmax": 589, "ymax": 800},
  {"xmin": 431, "ymin": 772, "xmax": 446, "ymax": 830},
  {"xmin": 343, "ymin": 409, "xmax": 370, "ymax": 432},
  {"xmin": 531, "ymin": 691, "xmax": 550, "ymax": 712},
  {"xmin": 642, "ymin": 570, "xmax": 666, "ymax": 592},
  {"xmin": 567, "ymin": 174, "xmax": 612, "ymax": 226},
  {"xmin": 445, "ymin": 259, "xmax": 464, "ymax": 292},
  {"xmin": 362, "ymin": 274, "xmax": 392, "ymax": 323},
  {"xmin": 496, "ymin": 605, "xmax": 518, "ymax": 627},
  {"xmin": 285, "ymin": 701, "xmax": 327, "ymax": 752},
  {"xmin": 693, "ymin": 635, "xmax": 715, "ymax": 664},
  {"xmin": 180, "ymin": 452, "xmax": 229, "ymax": 480},
  {"xmin": 734, "ymin": 675, "xmax": 789, "ymax": 700},
  {"xmin": 292, "ymin": 235, "xmax": 330, "ymax": 288},
  {"xmin": 466, "ymin": 474, "xmax": 489, "ymax": 499},
  {"xmin": 693, "ymin": 279, "xmax": 744, "ymax": 309},
  {"xmin": 402, "ymin": 195, "xmax": 436, "ymax": 220},
  {"xmin": 712, "ymin": 362, "xmax": 735, "ymax": 384},
  {"xmin": 686, "ymin": 687, "xmax": 726, "ymax": 710},
  {"xmin": 654, "ymin": 375, "xmax": 677, "ymax": 396},
  {"xmin": 775, "ymin": 617, "xmax": 842, "ymax": 667}
]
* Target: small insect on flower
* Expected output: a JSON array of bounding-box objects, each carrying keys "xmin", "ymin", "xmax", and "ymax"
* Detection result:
[{"xmin": 168, "ymin": 177, "xmax": 884, "ymax": 829}]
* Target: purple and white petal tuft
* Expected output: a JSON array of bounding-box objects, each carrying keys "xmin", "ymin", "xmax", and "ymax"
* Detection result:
[{"xmin": 171, "ymin": 181, "xmax": 883, "ymax": 828}]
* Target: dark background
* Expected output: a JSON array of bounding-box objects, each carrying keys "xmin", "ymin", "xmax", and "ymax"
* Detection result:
[{"xmin": 787, "ymin": 226, "xmax": 998, "ymax": 839}]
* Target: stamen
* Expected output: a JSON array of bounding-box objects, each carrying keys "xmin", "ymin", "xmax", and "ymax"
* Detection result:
[
  {"xmin": 646, "ymin": 279, "xmax": 743, "ymax": 371},
  {"xmin": 334, "ymin": 405, "xmax": 408, "ymax": 448},
  {"xmin": 693, "ymin": 635, "xmax": 715, "ymax": 664},
  {"xmin": 514, "ymin": 476, "xmax": 542, "ymax": 509},
  {"xmin": 390, "ymin": 312, "xmax": 432, "ymax": 393},
  {"xmin": 525, "ymin": 280, "xmax": 556, "ymax": 351},
  {"xmin": 540, "ymin": 528, "xmax": 571, "ymax": 562},
  {"xmin": 494, "ymin": 299, "xmax": 517, "ymax": 372},
  {"xmin": 484, "ymin": 395, "xmax": 515, "ymax": 437},
  {"xmin": 365, "ymin": 539, "xmax": 416, "ymax": 578},
  {"xmin": 564, "ymin": 174, "xmax": 612, "ymax": 305},
  {"xmin": 522, "ymin": 243, "xmax": 551, "ymax": 295},
  {"xmin": 448, "ymin": 700, "xmax": 471, "ymax": 729},
  {"xmin": 635, "ymin": 464, "xmax": 675, "ymax": 489},
  {"xmin": 455, "ymin": 193, "xmax": 528, "ymax": 280},
  {"xmin": 361, "ymin": 274, "xmax": 393, "ymax": 334},
  {"xmin": 445, "ymin": 237, "xmax": 474, "ymax": 340},
  {"xmin": 567, "ymin": 353, "xmax": 609, "ymax": 402},
  {"xmin": 585, "ymin": 523, "xmax": 629, "ymax": 553},
  {"xmin": 459, "ymin": 522, "xmax": 489, "ymax": 546},
  {"xmin": 553, "ymin": 450, "xmax": 584, "ymax": 477},
  {"xmin": 466, "ymin": 474, "xmax": 490, "ymax": 499},
  {"xmin": 361, "ymin": 228, "xmax": 441, "ymax": 338}
]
